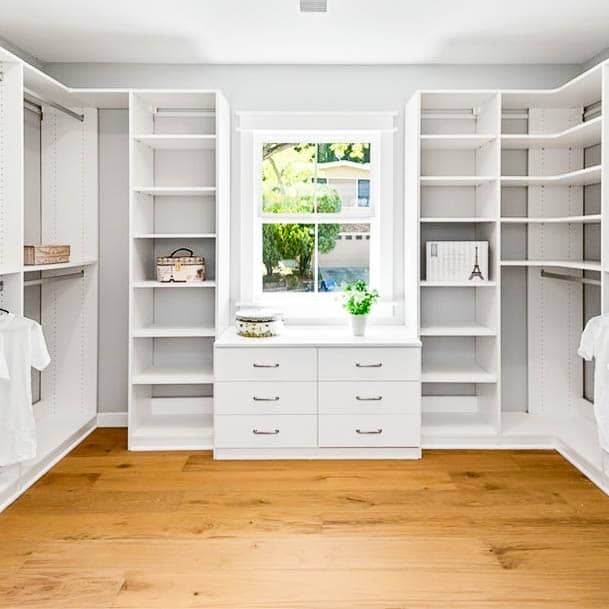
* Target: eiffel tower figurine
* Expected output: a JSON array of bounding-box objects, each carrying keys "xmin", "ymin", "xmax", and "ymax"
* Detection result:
[{"xmin": 469, "ymin": 246, "xmax": 485, "ymax": 281}]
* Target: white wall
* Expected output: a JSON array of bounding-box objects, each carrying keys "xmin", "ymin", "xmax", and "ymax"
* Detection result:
[{"xmin": 46, "ymin": 62, "xmax": 581, "ymax": 413}]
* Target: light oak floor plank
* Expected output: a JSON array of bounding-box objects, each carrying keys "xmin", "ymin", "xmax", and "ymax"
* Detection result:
[{"xmin": 0, "ymin": 429, "xmax": 608, "ymax": 608}]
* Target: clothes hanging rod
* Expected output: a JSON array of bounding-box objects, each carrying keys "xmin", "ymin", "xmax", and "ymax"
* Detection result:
[
  {"xmin": 24, "ymin": 269, "xmax": 85, "ymax": 288},
  {"xmin": 540, "ymin": 269, "xmax": 601, "ymax": 287},
  {"xmin": 23, "ymin": 89, "xmax": 84, "ymax": 123},
  {"xmin": 421, "ymin": 108, "xmax": 529, "ymax": 120}
]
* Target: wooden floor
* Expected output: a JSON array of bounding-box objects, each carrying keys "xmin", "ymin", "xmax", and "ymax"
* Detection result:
[{"xmin": 1, "ymin": 429, "xmax": 609, "ymax": 608}]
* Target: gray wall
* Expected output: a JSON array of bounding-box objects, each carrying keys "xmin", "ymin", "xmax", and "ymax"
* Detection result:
[
  {"xmin": 97, "ymin": 110, "xmax": 129, "ymax": 415},
  {"xmin": 46, "ymin": 62, "xmax": 582, "ymax": 413}
]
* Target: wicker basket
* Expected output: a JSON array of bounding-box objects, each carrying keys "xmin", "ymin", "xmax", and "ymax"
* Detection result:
[
  {"xmin": 156, "ymin": 248, "xmax": 205, "ymax": 283},
  {"xmin": 24, "ymin": 245, "xmax": 71, "ymax": 266}
]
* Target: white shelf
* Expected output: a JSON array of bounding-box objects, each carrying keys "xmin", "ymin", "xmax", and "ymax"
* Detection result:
[
  {"xmin": 501, "ymin": 165, "xmax": 601, "ymax": 187},
  {"xmin": 134, "ymin": 186, "xmax": 216, "ymax": 196},
  {"xmin": 501, "ymin": 260, "xmax": 601, "ymax": 272},
  {"xmin": 23, "ymin": 259, "xmax": 97, "ymax": 272},
  {"xmin": 132, "ymin": 280, "xmax": 216, "ymax": 289},
  {"xmin": 420, "ymin": 176, "xmax": 496, "ymax": 187},
  {"xmin": 422, "ymin": 361, "xmax": 497, "ymax": 383},
  {"xmin": 133, "ymin": 134, "xmax": 216, "ymax": 149},
  {"xmin": 420, "ymin": 280, "xmax": 497, "ymax": 287},
  {"xmin": 501, "ymin": 117, "xmax": 602, "ymax": 149},
  {"xmin": 420, "ymin": 134, "xmax": 496, "ymax": 150},
  {"xmin": 420, "ymin": 323, "xmax": 496, "ymax": 336},
  {"xmin": 131, "ymin": 413, "xmax": 214, "ymax": 448},
  {"xmin": 133, "ymin": 233, "xmax": 216, "ymax": 239},
  {"xmin": 501, "ymin": 215, "xmax": 601, "ymax": 224},
  {"xmin": 132, "ymin": 324, "xmax": 215, "ymax": 338},
  {"xmin": 132, "ymin": 363, "xmax": 214, "ymax": 385},
  {"xmin": 420, "ymin": 217, "xmax": 496, "ymax": 223},
  {"xmin": 422, "ymin": 412, "xmax": 499, "ymax": 437}
]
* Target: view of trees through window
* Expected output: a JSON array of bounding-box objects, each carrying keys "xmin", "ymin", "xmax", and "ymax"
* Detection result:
[{"xmin": 261, "ymin": 142, "xmax": 371, "ymax": 293}]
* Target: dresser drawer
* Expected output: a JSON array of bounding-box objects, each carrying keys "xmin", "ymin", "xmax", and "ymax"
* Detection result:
[
  {"xmin": 215, "ymin": 348, "xmax": 316, "ymax": 381},
  {"xmin": 319, "ymin": 414, "xmax": 420, "ymax": 447},
  {"xmin": 319, "ymin": 381, "xmax": 420, "ymax": 415},
  {"xmin": 318, "ymin": 348, "xmax": 420, "ymax": 381},
  {"xmin": 215, "ymin": 381, "xmax": 316, "ymax": 415},
  {"xmin": 215, "ymin": 415, "xmax": 317, "ymax": 448}
]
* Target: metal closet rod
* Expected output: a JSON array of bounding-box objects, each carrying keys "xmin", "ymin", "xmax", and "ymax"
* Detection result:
[
  {"xmin": 421, "ymin": 108, "xmax": 529, "ymax": 120},
  {"xmin": 24, "ymin": 269, "xmax": 84, "ymax": 288},
  {"xmin": 23, "ymin": 89, "xmax": 84, "ymax": 123},
  {"xmin": 540, "ymin": 269, "xmax": 601, "ymax": 287}
]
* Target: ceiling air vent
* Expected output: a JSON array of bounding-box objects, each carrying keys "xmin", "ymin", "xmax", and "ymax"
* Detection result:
[{"xmin": 300, "ymin": 0, "xmax": 328, "ymax": 12}]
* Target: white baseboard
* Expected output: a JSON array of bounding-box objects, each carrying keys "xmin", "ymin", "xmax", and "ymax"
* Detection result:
[{"xmin": 97, "ymin": 411, "xmax": 128, "ymax": 427}]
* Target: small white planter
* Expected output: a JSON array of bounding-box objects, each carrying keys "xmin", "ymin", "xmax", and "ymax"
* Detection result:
[{"xmin": 350, "ymin": 314, "xmax": 368, "ymax": 336}]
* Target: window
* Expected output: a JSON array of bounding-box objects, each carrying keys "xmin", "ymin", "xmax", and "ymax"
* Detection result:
[
  {"xmin": 259, "ymin": 141, "xmax": 375, "ymax": 299},
  {"xmin": 239, "ymin": 116, "xmax": 396, "ymax": 322}
]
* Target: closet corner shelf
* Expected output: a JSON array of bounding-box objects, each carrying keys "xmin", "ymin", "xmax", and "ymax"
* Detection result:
[
  {"xmin": 500, "ymin": 117, "xmax": 602, "ymax": 149},
  {"xmin": 421, "ymin": 361, "xmax": 497, "ymax": 384},
  {"xmin": 420, "ymin": 176, "xmax": 497, "ymax": 187},
  {"xmin": 132, "ymin": 324, "xmax": 215, "ymax": 338},
  {"xmin": 501, "ymin": 165, "xmax": 601, "ymax": 187},
  {"xmin": 132, "ymin": 280, "xmax": 217, "ymax": 289},
  {"xmin": 132, "ymin": 364, "xmax": 214, "ymax": 385},
  {"xmin": 420, "ymin": 323, "xmax": 496, "ymax": 337},
  {"xmin": 23, "ymin": 259, "xmax": 97, "ymax": 273},
  {"xmin": 420, "ymin": 217, "xmax": 496, "ymax": 223},
  {"xmin": 133, "ymin": 134, "xmax": 217, "ymax": 150},
  {"xmin": 420, "ymin": 134, "xmax": 496, "ymax": 150},
  {"xmin": 420, "ymin": 280, "xmax": 497, "ymax": 288},
  {"xmin": 501, "ymin": 215, "xmax": 601, "ymax": 224},
  {"xmin": 133, "ymin": 233, "xmax": 216, "ymax": 239},
  {"xmin": 501, "ymin": 260, "xmax": 601, "ymax": 272},
  {"xmin": 134, "ymin": 186, "xmax": 216, "ymax": 196}
]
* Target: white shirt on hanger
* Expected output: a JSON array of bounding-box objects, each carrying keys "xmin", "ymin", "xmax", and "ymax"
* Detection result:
[
  {"xmin": 578, "ymin": 314, "xmax": 609, "ymax": 452},
  {"xmin": 0, "ymin": 314, "xmax": 51, "ymax": 466}
]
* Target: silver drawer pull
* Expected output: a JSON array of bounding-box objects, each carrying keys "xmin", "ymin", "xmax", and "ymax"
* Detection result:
[
  {"xmin": 356, "ymin": 428, "xmax": 383, "ymax": 435},
  {"xmin": 252, "ymin": 396, "xmax": 280, "ymax": 402},
  {"xmin": 356, "ymin": 362, "xmax": 382, "ymax": 368},
  {"xmin": 356, "ymin": 395, "xmax": 383, "ymax": 401},
  {"xmin": 253, "ymin": 428, "xmax": 280, "ymax": 435},
  {"xmin": 253, "ymin": 363, "xmax": 280, "ymax": 368}
]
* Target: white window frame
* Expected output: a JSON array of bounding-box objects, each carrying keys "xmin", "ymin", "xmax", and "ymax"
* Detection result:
[{"xmin": 238, "ymin": 113, "xmax": 398, "ymax": 324}]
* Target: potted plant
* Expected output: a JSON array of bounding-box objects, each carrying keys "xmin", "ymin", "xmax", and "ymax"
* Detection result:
[{"xmin": 342, "ymin": 280, "xmax": 379, "ymax": 336}]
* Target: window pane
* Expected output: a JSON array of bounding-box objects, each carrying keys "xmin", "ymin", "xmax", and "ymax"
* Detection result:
[
  {"xmin": 317, "ymin": 223, "xmax": 370, "ymax": 292},
  {"xmin": 316, "ymin": 143, "xmax": 371, "ymax": 212},
  {"xmin": 262, "ymin": 223, "xmax": 315, "ymax": 292},
  {"xmin": 262, "ymin": 143, "xmax": 315, "ymax": 213}
]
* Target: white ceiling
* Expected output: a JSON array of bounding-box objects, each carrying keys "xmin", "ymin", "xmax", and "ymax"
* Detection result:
[{"xmin": 1, "ymin": 0, "xmax": 609, "ymax": 65}]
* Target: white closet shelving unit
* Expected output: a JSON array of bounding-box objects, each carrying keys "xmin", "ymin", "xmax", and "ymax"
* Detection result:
[
  {"xmin": 128, "ymin": 90, "xmax": 230, "ymax": 450},
  {"xmin": 407, "ymin": 62, "xmax": 609, "ymax": 490},
  {"xmin": 407, "ymin": 90, "xmax": 502, "ymax": 438},
  {"xmin": 0, "ymin": 47, "xmax": 125, "ymax": 510}
]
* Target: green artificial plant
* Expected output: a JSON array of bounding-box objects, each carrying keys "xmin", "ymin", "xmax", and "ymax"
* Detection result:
[{"xmin": 342, "ymin": 280, "xmax": 379, "ymax": 316}]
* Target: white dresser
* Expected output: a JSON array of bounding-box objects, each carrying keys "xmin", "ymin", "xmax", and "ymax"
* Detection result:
[{"xmin": 214, "ymin": 326, "xmax": 422, "ymax": 459}]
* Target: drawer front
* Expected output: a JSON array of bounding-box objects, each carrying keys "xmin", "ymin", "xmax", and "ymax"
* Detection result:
[
  {"xmin": 215, "ymin": 415, "xmax": 317, "ymax": 448},
  {"xmin": 318, "ymin": 348, "xmax": 420, "ymax": 381},
  {"xmin": 215, "ymin": 348, "xmax": 316, "ymax": 381},
  {"xmin": 215, "ymin": 381, "xmax": 316, "ymax": 415},
  {"xmin": 319, "ymin": 381, "xmax": 420, "ymax": 415},
  {"xmin": 319, "ymin": 414, "xmax": 420, "ymax": 447}
]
